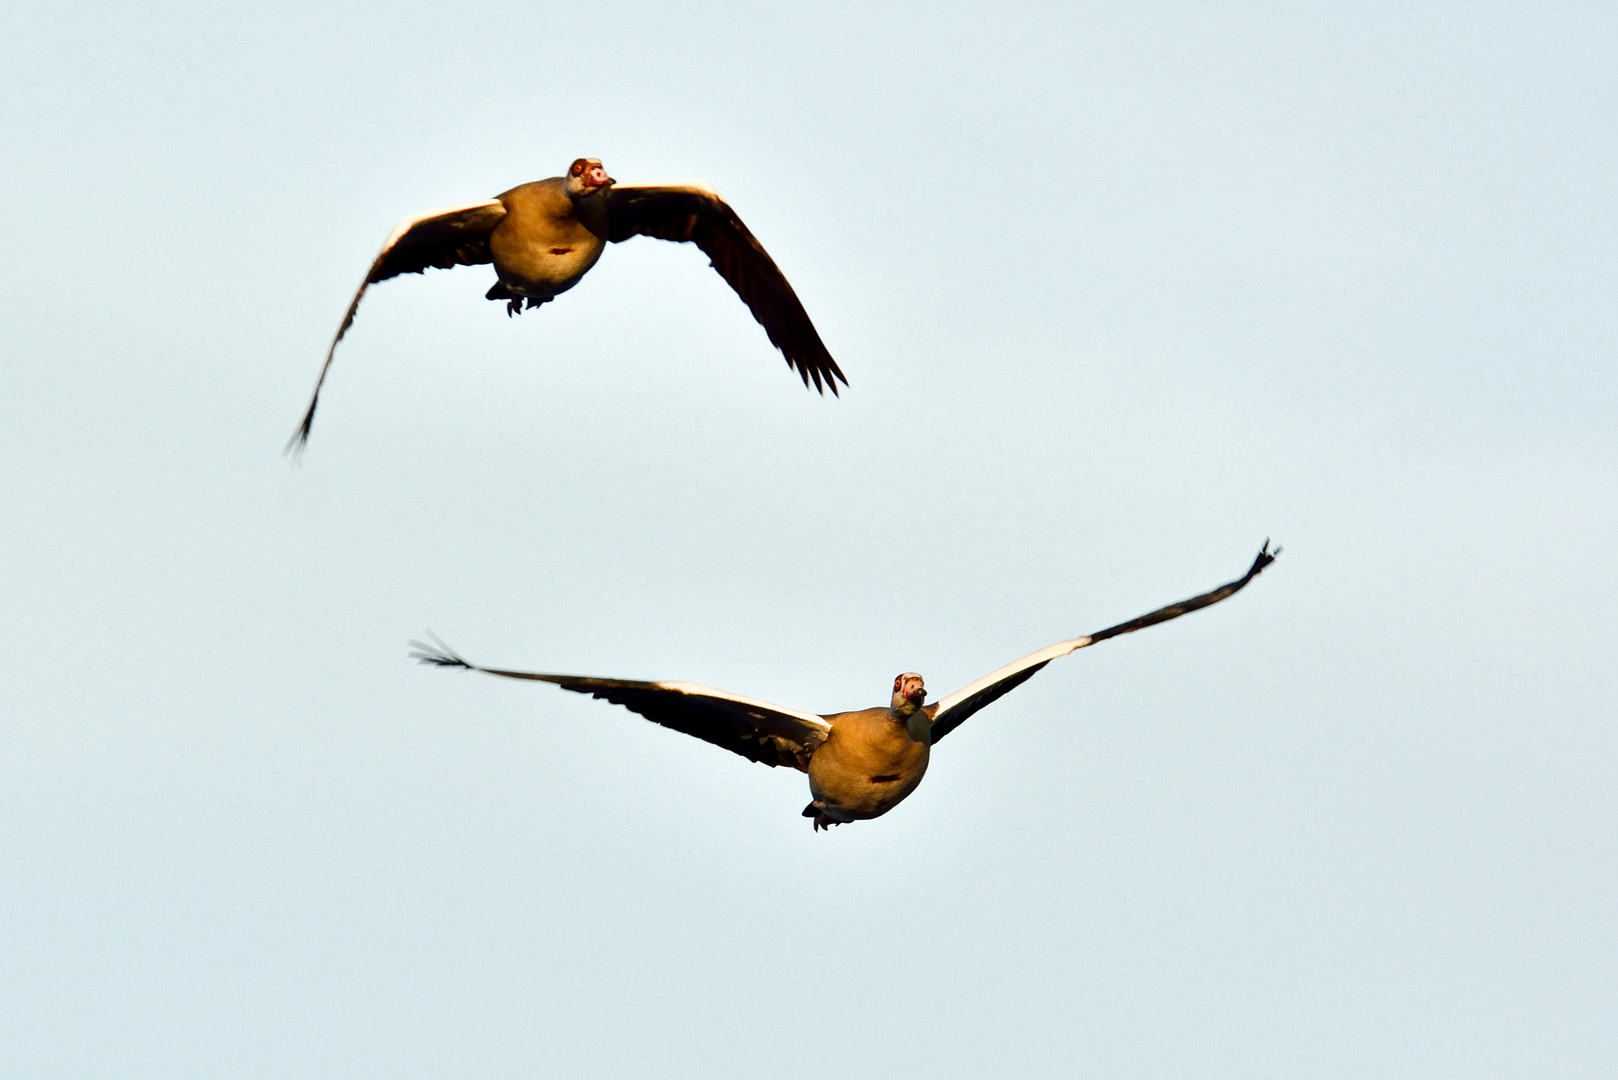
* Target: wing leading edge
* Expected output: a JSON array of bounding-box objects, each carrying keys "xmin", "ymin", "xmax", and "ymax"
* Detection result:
[
  {"xmin": 927, "ymin": 541, "xmax": 1280, "ymax": 743},
  {"xmin": 607, "ymin": 181, "xmax": 846, "ymax": 395},
  {"xmin": 410, "ymin": 636, "xmax": 832, "ymax": 770},
  {"xmin": 288, "ymin": 198, "xmax": 508, "ymax": 452}
]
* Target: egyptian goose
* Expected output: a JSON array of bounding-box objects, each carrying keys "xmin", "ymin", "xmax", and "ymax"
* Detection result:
[
  {"xmin": 289, "ymin": 158, "xmax": 846, "ymax": 449},
  {"xmin": 410, "ymin": 543, "xmax": 1279, "ymax": 831}
]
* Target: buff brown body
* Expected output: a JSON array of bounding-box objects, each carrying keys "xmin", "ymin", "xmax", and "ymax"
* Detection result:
[
  {"xmin": 487, "ymin": 177, "xmax": 610, "ymax": 302},
  {"xmin": 808, "ymin": 704, "xmax": 931, "ymax": 823}
]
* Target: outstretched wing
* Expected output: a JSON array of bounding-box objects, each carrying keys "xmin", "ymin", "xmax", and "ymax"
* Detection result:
[
  {"xmin": 410, "ymin": 635, "xmax": 832, "ymax": 771},
  {"xmin": 287, "ymin": 198, "xmax": 508, "ymax": 452},
  {"xmin": 606, "ymin": 181, "xmax": 847, "ymax": 395},
  {"xmin": 927, "ymin": 542, "xmax": 1280, "ymax": 744}
]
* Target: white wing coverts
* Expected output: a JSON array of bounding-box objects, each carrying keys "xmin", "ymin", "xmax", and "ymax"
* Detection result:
[{"xmin": 927, "ymin": 542, "xmax": 1280, "ymax": 743}]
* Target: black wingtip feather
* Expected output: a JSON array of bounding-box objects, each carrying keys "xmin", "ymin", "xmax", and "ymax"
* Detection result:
[
  {"xmin": 790, "ymin": 353, "xmax": 848, "ymax": 396},
  {"xmin": 1248, "ymin": 539, "xmax": 1281, "ymax": 579},
  {"xmin": 408, "ymin": 631, "xmax": 474, "ymax": 670},
  {"xmin": 283, "ymin": 400, "xmax": 317, "ymax": 459}
]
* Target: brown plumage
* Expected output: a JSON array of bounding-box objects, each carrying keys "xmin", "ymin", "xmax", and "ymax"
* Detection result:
[
  {"xmin": 289, "ymin": 158, "xmax": 846, "ymax": 451},
  {"xmin": 410, "ymin": 542, "xmax": 1279, "ymax": 831}
]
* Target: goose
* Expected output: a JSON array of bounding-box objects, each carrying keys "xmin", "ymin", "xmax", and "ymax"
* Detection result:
[
  {"xmin": 410, "ymin": 542, "xmax": 1279, "ymax": 830},
  {"xmin": 289, "ymin": 158, "xmax": 846, "ymax": 450}
]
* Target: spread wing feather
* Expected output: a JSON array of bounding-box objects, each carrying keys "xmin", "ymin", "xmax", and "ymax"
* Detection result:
[
  {"xmin": 288, "ymin": 198, "xmax": 508, "ymax": 452},
  {"xmin": 607, "ymin": 182, "xmax": 847, "ymax": 395},
  {"xmin": 410, "ymin": 636, "xmax": 832, "ymax": 771},
  {"xmin": 928, "ymin": 542, "xmax": 1280, "ymax": 744}
]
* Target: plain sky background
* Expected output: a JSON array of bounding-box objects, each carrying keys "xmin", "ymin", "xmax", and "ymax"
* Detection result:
[{"xmin": 3, "ymin": 1, "xmax": 1616, "ymax": 1076}]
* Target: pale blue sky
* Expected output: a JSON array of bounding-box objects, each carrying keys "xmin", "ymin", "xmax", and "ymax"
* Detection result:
[{"xmin": 3, "ymin": 2, "xmax": 1615, "ymax": 1077}]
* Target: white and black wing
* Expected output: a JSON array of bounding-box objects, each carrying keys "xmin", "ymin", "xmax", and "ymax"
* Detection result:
[
  {"xmin": 288, "ymin": 198, "xmax": 509, "ymax": 451},
  {"xmin": 606, "ymin": 181, "xmax": 847, "ymax": 395},
  {"xmin": 927, "ymin": 542, "xmax": 1280, "ymax": 744},
  {"xmin": 410, "ymin": 636, "xmax": 832, "ymax": 771}
]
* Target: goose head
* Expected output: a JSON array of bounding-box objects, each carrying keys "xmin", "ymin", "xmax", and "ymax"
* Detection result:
[
  {"xmin": 564, "ymin": 157, "xmax": 615, "ymax": 199},
  {"xmin": 891, "ymin": 672, "xmax": 927, "ymax": 717}
]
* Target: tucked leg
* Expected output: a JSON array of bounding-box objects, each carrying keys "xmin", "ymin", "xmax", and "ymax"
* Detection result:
[
  {"xmin": 485, "ymin": 280, "xmax": 525, "ymax": 316},
  {"xmin": 802, "ymin": 802, "xmax": 841, "ymax": 832}
]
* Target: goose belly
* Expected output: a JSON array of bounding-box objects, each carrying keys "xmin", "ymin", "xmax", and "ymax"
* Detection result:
[
  {"xmin": 809, "ymin": 744, "xmax": 929, "ymax": 821},
  {"xmin": 488, "ymin": 218, "xmax": 606, "ymax": 299}
]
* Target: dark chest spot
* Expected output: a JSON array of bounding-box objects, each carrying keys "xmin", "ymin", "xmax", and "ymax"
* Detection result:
[{"xmin": 548, "ymin": 247, "xmax": 574, "ymax": 256}]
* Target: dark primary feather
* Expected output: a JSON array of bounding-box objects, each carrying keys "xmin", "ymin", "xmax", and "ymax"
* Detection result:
[
  {"xmin": 287, "ymin": 200, "xmax": 507, "ymax": 452},
  {"xmin": 928, "ymin": 541, "xmax": 1280, "ymax": 744},
  {"xmin": 409, "ymin": 635, "xmax": 824, "ymax": 770},
  {"xmin": 410, "ymin": 634, "xmax": 476, "ymax": 669},
  {"xmin": 561, "ymin": 683, "xmax": 817, "ymax": 770},
  {"xmin": 607, "ymin": 185, "xmax": 847, "ymax": 395},
  {"xmin": 1083, "ymin": 541, "xmax": 1279, "ymax": 647}
]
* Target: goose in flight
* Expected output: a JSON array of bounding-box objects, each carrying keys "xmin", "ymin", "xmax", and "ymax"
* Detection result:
[
  {"xmin": 410, "ymin": 542, "xmax": 1279, "ymax": 831},
  {"xmin": 289, "ymin": 157, "xmax": 846, "ymax": 450}
]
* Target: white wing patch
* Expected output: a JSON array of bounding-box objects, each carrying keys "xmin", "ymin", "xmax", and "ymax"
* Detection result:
[
  {"xmin": 378, "ymin": 197, "xmax": 506, "ymax": 255},
  {"xmin": 655, "ymin": 680, "xmax": 832, "ymax": 736},
  {"xmin": 930, "ymin": 636, "xmax": 1093, "ymax": 720}
]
